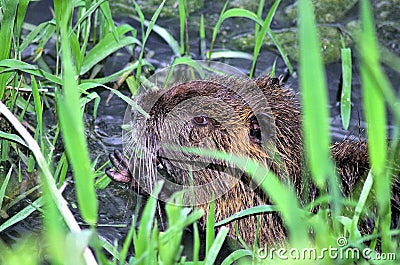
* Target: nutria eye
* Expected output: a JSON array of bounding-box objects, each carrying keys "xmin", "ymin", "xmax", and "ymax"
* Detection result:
[{"xmin": 192, "ymin": 115, "xmax": 208, "ymax": 126}]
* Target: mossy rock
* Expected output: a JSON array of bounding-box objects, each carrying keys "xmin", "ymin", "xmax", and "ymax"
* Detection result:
[
  {"xmin": 226, "ymin": 0, "xmax": 261, "ymax": 12},
  {"xmin": 284, "ymin": 0, "xmax": 358, "ymax": 23},
  {"xmin": 110, "ymin": 0, "xmax": 204, "ymax": 18},
  {"xmin": 374, "ymin": 0, "xmax": 400, "ymax": 56},
  {"xmin": 230, "ymin": 26, "xmax": 352, "ymax": 63}
]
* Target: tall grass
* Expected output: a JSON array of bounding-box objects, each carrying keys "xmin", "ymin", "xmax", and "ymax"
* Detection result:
[{"xmin": 0, "ymin": 0, "xmax": 399, "ymax": 264}]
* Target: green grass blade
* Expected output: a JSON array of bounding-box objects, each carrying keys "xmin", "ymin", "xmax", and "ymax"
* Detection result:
[
  {"xmin": 267, "ymin": 30, "xmax": 293, "ymax": 74},
  {"xmin": 209, "ymin": 8, "xmax": 263, "ymax": 60},
  {"xmin": 208, "ymin": 0, "xmax": 229, "ymax": 59},
  {"xmin": 359, "ymin": 0, "xmax": 391, "ymax": 251},
  {"xmin": 159, "ymin": 209, "xmax": 203, "ymax": 244},
  {"xmin": 0, "ymin": 197, "xmax": 44, "ymax": 233},
  {"xmin": 199, "ymin": 14, "xmax": 206, "ymax": 59},
  {"xmin": 192, "ymin": 223, "xmax": 200, "ymax": 265},
  {"xmin": 0, "ymin": 102, "xmax": 97, "ymax": 263},
  {"xmin": 81, "ymin": 82, "xmax": 149, "ymax": 118},
  {"xmin": 255, "ymin": 0, "xmax": 265, "ymax": 35},
  {"xmin": 159, "ymin": 196, "xmax": 199, "ymax": 264},
  {"xmin": 54, "ymin": 153, "xmax": 68, "ymax": 186},
  {"xmin": 19, "ymin": 21, "xmax": 53, "ymax": 52},
  {"xmin": 31, "ymin": 75, "xmax": 44, "ymax": 151},
  {"xmin": 359, "ymin": 0, "xmax": 388, "ymax": 173},
  {"xmin": 74, "ymin": 0, "xmax": 106, "ymax": 31},
  {"xmin": 350, "ymin": 170, "xmax": 373, "ymax": 240},
  {"xmin": 36, "ymin": 22, "xmax": 56, "ymax": 59},
  {"xmin": 204, "ymin": 227, "xmax": 229, "ymax": 265},
  {"xmin": 0, "ymin": 59, "xmax": 63, "ymax": 84},
  {"xmin": 134, "ymin": 181, "xmax": 163, "ymax": 263},
  {"xmin": 15, "ymin": 0, "xmax": 30, "ymax": 39},
  {"xmin": 249, "ymin": 0, "xmax": 281, "ymax": 78},
  {"xmin": 82, "ymin": 60, "xmax": 150, "ymax": 85},
  {"xmin": 133, "ymin": 0, "xmax": 167, "ymax": 88},
  {"xmin": 178, "ymin": 0, "xmax": 186, "ymax": 56},
  {"xmin": 340, "ymin": 47, "xmax": 352, "ymax": 130},
  {"xmin": 119, "ymin": 217, "xmax": 136, "ymax": 265},
  {"xmin": 0, "ymin": 166, "xmax": 13, "ymax": 210},
  {"xmin": 0, "ymin": 0, "xmax": 19, "ymax": 99},
  {"xmin": 215, "ymin": 204, "xmax": 277, "ymax": 226},
  {"xmin": 298, "ymin": 0, "xmax": 331, "ymax": 188},
  {"xmin": 57, "ymin": 0, "xmax": 98, "ymax": 225},
  {"xmin": 69, "ymin": 30, "xmax": 82, "ymax": 73},
  {"xmin": 207, "ymin": 50, "xmax": 253, "ymax": 60},
  {"xmin": 80, "ymin": 24, "xmax": 140, "ymax": 75},
  {"xmin": 205, "ymin": 197, "xmax": 215, "ymax": 256},
  {"xmin": 43, "ymin": 173, "xmax": 67, "ymax": 265},
  {"xmin": 142, "ymin": 19, "xmax": 181, "ymax": 57},
  {"xmin": 380, "ymin": 46, "xmax": 400, "ymax": 74},
  {"xmin": 80, "ymin": 91, "xmax": 100, "ymax": 119},
  {"xmin": 99, "ymin": 0, "xmax": 118, "ymax": 41},
  {"xmin": 221, "ymin": 249, "xmax": 252, "ymax": 265},
  {"xmin": 0, "ymin": 131, "xmax": 26, "ymax": 147},
  {"xmin": 177, "ymin": 147, "xmax": 309, "ymax": 247},
  {"xmin": 166, "ymin": 57, "xmax": 206, "ymax": 84}
]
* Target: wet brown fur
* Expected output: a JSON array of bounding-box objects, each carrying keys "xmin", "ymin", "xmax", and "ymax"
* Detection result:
[{"xmin": 108, "ymin": 75, "xmax": 399, "ymax": 247}]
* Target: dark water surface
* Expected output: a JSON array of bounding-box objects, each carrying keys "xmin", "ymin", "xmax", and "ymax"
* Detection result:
[{"xmin": 2, "ymin": 0, "xmax": 399, "ymax": 261}]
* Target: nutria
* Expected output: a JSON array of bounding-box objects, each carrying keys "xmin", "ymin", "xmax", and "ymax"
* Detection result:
[{"xmin": 106, "ymin": 74, "xmax": 399, "ymax": 247}]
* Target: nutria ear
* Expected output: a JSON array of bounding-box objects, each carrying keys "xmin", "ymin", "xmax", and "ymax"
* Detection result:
[
  {"xmin": 248, "ymin": 117, "xmax": 262, "ymax": 144},
  {"xmin": 255, "ymin": 75, "xmax": 282, "ymax": 92}
]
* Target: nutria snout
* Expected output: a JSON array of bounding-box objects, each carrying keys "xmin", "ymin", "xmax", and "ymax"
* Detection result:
[{"xmin": 106, "ymin": 74, "xmax": 399, "ymax": 246}]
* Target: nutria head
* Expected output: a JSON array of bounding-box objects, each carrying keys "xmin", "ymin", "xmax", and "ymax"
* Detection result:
[
  {"xmin": 125, "ymin": 76, "xmax": 301, "ymax": 197},
  {"xmin": 107, "ymin": 69, "xmax": 303, "ymax": 245}
]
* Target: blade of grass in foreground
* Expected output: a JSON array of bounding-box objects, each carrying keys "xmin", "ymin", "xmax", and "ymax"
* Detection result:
[
  {"xmin": 204, "ymin": 227, "xmax": 229, "ymax": 265},
  {"xmin": 359, "ymin": 0, "xmax": 391, "ymax": 251},
  {"xmin": 133, "ymin": 181, "xmax": 163, "ymax": 265},
  {"xmin": 206, "ymin": 198, "xmax": 215, "ymax": 257},
  {"xmin": 298, "ymin": 0, "xmax": 331, "ymax": 188},
  {"xmin": 0, "ymin": 101, "xmax": 97, "ymax": 264},
  {"xmin": 56, "ymin": 0, "xmax": 98, "ymax": 225},
  {"xmin": 350, "ymin": 170, "xmax": 373, "ymax": 240},
  {"xmin": 221, "ymin": 249, "xmax": 252, "ymax": 265},
  {"xmin": 43, "ymin": 175, "xmax": 67, "ymax": 264},
  {"xmin": 298, "ymin": 0, "xmax": 343, "ymax": 242},
  {"xmin": 215, "ymin": 204, "xmax": 276, "ymax": 226},
  {"xmin": 192, "ymin": 223, "xmax": 200, "ymax": 265}
]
